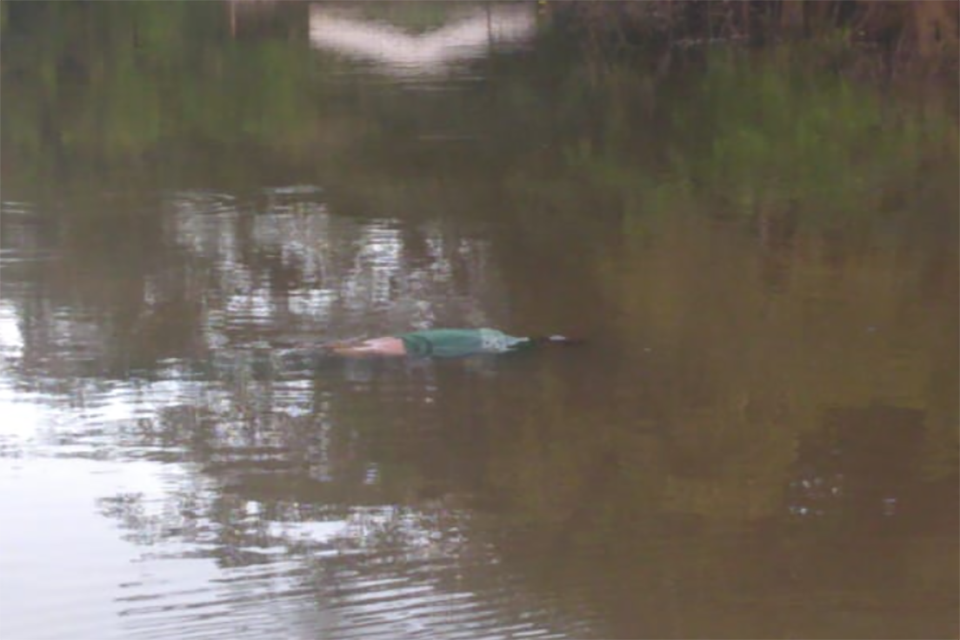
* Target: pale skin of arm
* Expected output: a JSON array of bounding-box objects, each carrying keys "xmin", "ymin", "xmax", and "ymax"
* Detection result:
[{"xmin": 327, "ymin": 337, "xmax": 407, "ymax": 356}]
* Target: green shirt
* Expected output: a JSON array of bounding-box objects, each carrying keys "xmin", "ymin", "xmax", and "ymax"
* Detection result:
[{"xmin": 396, "ymin": 328, "xmax": 529, "ymax": 358}]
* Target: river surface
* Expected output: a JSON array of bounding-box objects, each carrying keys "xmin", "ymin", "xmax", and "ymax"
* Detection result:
[{"xmin": 1, "ymin": 3, "xmax": 957, "ymax": 639}]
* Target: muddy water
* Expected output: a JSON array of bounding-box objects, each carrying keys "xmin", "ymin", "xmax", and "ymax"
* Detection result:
[{"xmin": 1, "ymin": 2, "xmax": 957, "ymax": 639}]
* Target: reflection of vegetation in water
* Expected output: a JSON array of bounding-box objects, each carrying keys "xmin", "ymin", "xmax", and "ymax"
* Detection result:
[
  {"xmin": 495, "ymin": 47, "xmax": 957, "ymax": 530},
  {"xmin": 552, "ymin": 47, "xmax": 957, "ymax": 230},
  {"xmin": 665, "ymin": 51, "xmax": 955, "ymax": 222},
  {"xmin": 1, "ymin": 2, "xmax": 343, "ymax": 185}
]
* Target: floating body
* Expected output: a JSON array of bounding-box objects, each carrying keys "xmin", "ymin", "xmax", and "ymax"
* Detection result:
[{"xmin": 326, "ymin": 328, "xmax": 579, "ymax": 358}]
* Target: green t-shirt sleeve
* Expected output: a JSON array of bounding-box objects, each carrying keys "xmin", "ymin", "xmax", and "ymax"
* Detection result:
[
  {"xmin": 397, "ymin": 329, "xmax": 528, "ymax": 358},
  {"xmin": 398, "ymin": 333, "xmax": 433, "ymax": 357}
]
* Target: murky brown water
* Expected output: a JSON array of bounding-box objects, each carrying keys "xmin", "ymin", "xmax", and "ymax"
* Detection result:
[{"xmin": 1, "ymin": 2, "xmax": 957, "ymax": 639}]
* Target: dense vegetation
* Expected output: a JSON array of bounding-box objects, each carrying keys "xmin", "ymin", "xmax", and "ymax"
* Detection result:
[{"xmin": 553, "ymin": 1, "xmax": 958, "ymax": 69}]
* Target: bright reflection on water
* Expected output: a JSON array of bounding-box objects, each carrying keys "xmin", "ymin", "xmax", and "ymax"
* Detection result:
[
  {"xmin": 0, "ymin": 185, "xmax": 585, "ymax": 640},
  {"xmin": 309, "ymin": 3, "xmax": 537, "ymax": 78}
]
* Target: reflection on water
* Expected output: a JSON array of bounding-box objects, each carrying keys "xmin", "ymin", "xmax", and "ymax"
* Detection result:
[
  {"xmin": 0, "ymin": 186, "xmax": 584, "ymax": 640},
  {"xmin": 1, "ymin": 2, "xmax": 957, "ymax": 639},
  {"xmin": 163, "ymin": 186, "xmax": 501, "ymax": 345},
  {"xmin": 310, "ymin": 3, "xmax": 537, "ymax": 78}
]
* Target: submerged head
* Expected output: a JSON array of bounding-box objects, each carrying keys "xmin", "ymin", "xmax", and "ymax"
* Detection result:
[{"xmin": 535, "ymin": 335, "xmax": 584, "ymax": 346}]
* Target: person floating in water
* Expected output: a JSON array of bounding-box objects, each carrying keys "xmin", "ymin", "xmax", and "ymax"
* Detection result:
[{"xmin": 325, "ymin": 328, "xmax": 580, "ymax": 358}]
